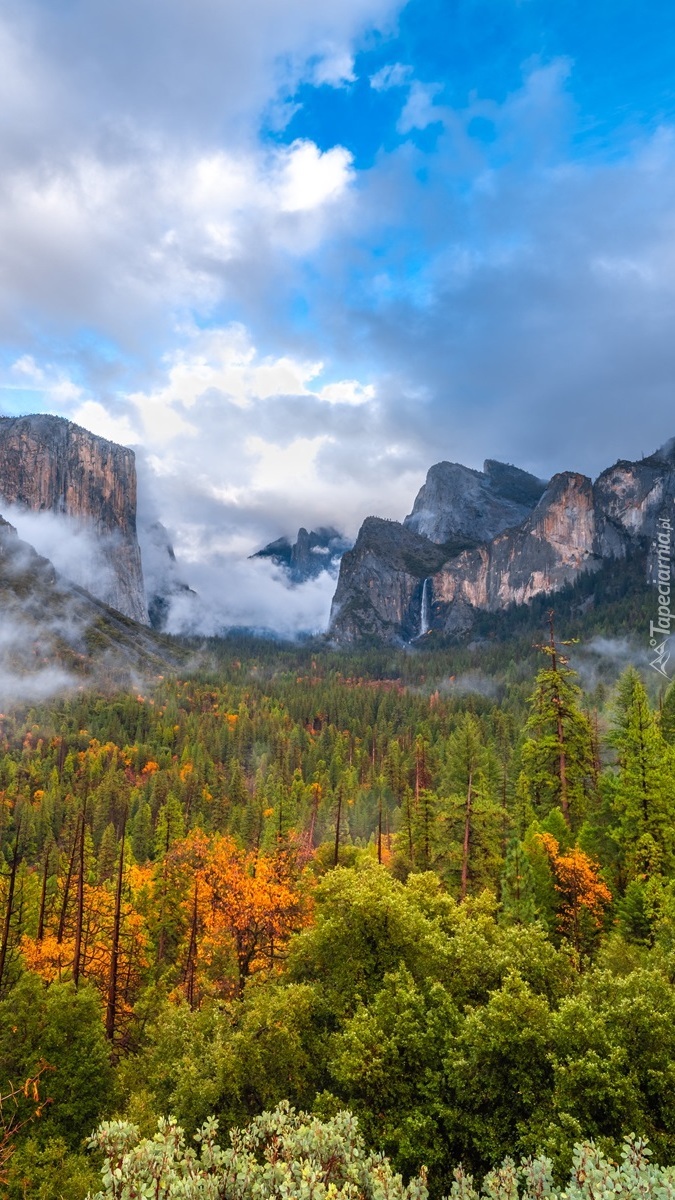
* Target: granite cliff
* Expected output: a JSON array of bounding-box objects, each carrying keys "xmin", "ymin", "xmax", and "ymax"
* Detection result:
[
  {"xmin": 329, "ymin": 445, "xmax": 675, "ymax": 645},
  {"xmin": 404, "ymin": 459, "xmax": 547, "ymax": 543},
  {"xmin": 0, "ymin": 414, "xmax": 148, "ymax": 623}
]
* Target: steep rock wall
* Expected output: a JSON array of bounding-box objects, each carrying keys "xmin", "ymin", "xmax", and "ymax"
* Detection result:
[
  {"xmin": 0, "ymin": 414, "xmax": 148, "ymax": 623},
  {"xmin": 329, "ymin": 443, "xmax": 675, "ymax": 645}
]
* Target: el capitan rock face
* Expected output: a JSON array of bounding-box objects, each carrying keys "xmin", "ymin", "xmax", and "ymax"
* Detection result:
[
  {"xmin": 0, "ymin": 414, "xmax": 148, "ymax": 623},
  {"xmin": 328, "ymin": 445, "xmax": 675, "ymax": 645}
]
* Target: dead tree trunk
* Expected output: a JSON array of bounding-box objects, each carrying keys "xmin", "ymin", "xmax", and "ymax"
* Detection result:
[
  {"xmin": 548, "ymin": 611, "xmax": 569, "ymax": 826},
  {"xmin": 184, "ymin": 879, "xmax": 199, "ymax": 1009},
  {"xmin": 0, "ymin": 818, "xmax": 22, "ymax": 994},
  {"xmin": 377, "ymin": 786, "xmax": 383, "ymax": 864},
  {"xmin": 73, "ymin": 789, "xmax": 88, "ymax": 988},
  {"xmin": 333, "ymin": 785, "xmax": 343, "ymax": 867},
  {"xmin": 57, "ymin": 816, "xmax": 80, "ymax": 944},
  {"xmin": 105, "ymin": 812, "xmax": 126, "ymax": 1042},
  {"xmin": 37, "ymin": 843, "xmax": 51, "ymax": 942}
]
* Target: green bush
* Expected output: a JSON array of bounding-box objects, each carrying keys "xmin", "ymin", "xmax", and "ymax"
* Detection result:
[{"xmin": 86, "ymin": 1105, "xmax": 675, "ymax": 1200}]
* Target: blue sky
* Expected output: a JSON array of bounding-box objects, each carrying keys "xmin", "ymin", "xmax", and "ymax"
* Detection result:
[
  {"xmin": 0, "ymin": 0, "xmax": 674, "ymax": 629},
  {"xmin": 282, "ymin": 0, "xmax": 675, "ymax": 166}
]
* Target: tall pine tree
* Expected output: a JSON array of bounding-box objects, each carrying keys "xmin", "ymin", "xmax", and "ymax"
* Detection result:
[
  {"xmin": 517, "ymin": 612, "xmax": 594, "ymax": 829},
  {"xmin": 607, "ymin": 667, "xmax": 675, "ymax": 879}
]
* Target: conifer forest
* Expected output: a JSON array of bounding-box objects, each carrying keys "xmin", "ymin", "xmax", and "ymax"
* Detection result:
[{"xmin": 3, "ymin": 620, "xmax": 675, "ymax": 1198}]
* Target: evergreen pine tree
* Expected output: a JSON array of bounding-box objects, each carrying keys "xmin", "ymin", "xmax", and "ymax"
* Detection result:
[
  {"xmin": 438, "ymin": 713, "xmax": 504, "ymax": 895},
  {"xmin": 500, "ymin": 837, "xmax": 537, "ymax": 924},
  {"xmin": 608, "ymin": 667, "xmax": 675, "ymax": 877},
  {"xmin": 660, "ymin": 679, "xmax": 675, "ymax": 745},
  {"xmin": 517, "ymin": 613, "xmax": 595, "ymax": 828},
  {"xmin": 97, "ymin": 823, "xmax": 118, "ymax": 882},
  {"xmin": 154, "ymin": 793, "xmax": 184, "ymax": 859},
  {"xmin": 131, "ymin": 801, "xmax": 153, "ymax": 863}
]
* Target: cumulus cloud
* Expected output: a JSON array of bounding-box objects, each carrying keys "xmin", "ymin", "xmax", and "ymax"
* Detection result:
[
  {"xmin": 0, "ymin": 0, "xmax": 393, "ymax": 358},
  {"xmin": 2, "ymin": 1, "xmax": 675, "ymax": 641},
  {"xmin": 0, "ymin": 138, "xmax": 357, "ymax": 352},
  {"xmin": 87, "ymin": 322, "xmax": 424, "ymax": 542}
]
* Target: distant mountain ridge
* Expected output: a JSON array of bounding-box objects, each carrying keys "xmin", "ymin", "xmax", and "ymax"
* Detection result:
[
  {"xmin": 329, "ymin": 444, "xmax": 675, "ymax": 645},
  {"xmin": 252, "ymin": 526, "xmax": 351, "ymax": 582}
]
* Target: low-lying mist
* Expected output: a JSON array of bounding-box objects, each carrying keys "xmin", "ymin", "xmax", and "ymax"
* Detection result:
[
  {"xmin": 4, "ymin": 504, "xmax": 120, "ymax": 605},
  {"xmin": 161, "ymin": 554, "xmax": 338, "ymax": 639}
]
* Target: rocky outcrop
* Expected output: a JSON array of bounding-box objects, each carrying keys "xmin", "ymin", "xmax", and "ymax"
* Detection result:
[
  {"xmin": 328, "ymin": 442, "xmax": 675, "ymax": 645},
  {"xmin": 138, "ymin": 519, "xmax": 197, "ymax": 631},
  {"xmin": 329, "ymin": 518, "xmax": 476, "ymax": 644},
  {"xmin": 404, "ymin": 459, "xmax": 547, "ymax": 543},
  {"xmin": 430, "ymin": 473, "xmax": 611, "ymax": 633},
  {"xmin": 0, "ymin": 415, "xmax": 148, "ymax": 623},
  {"xmin": 253, "ymin": 526, "xmax": 350, "ymax": 583}
]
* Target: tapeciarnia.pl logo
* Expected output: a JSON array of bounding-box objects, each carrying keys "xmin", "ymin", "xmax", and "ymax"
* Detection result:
[{"xmin": 649, "ymin": 515, "xmax": 674, "ymax": 678}]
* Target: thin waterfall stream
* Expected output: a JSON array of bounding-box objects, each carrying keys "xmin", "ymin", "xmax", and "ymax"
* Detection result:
[{"xmin": 419, "ymin": 577, "xmax": 431, "ymax": 636}]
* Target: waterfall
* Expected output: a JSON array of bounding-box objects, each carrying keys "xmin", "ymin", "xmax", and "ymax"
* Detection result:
[{"xmin": 420, "ymin": 577, "xmax": 431, "ymax": 636}]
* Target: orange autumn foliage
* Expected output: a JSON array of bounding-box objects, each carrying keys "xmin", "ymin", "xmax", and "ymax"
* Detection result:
[
  {"xmin": 22, "ymin": 879, "xmax": 148, "ymax": 1039},
  {"xmin": 171, "ymin": 831, "xmax": 312, "ymax": 1001},
  {"xmin": 537, "ymin": 832, "xmax": 612, "ymax": 950}
]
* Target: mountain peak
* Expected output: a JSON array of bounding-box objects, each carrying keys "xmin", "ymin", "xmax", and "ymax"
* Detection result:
[
  {"xmin": 404, "ymin": 457, "xmax": 547, "ymax": 544},
  {"xmin": 252, "ymin": 526, "xmax": 350, "ymax": 583}
]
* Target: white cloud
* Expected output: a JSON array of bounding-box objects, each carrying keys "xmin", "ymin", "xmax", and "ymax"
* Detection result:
[
  {"xmin": 0, "ymin": 133, "xmax": 356, "ymax": 347},
  {"xmin": 11, "ymin": 355, "xmax": 46, "ymax": 383},
  {"xmin": 6, "ymin": 356, "xmax": 84, "ymax": 409},
  {"xmin": 0, "ymin": 0, "xmax": 393, "ymax": 352},
  {"xmin": 276, "ymin": 140, "xmax": 354, "ymax": 213},
  {"xmin": 246, "ymin": 433, "xmax": 334, "ymax": 493},
  {"xmin": 127, "ymin": 325, "xmax": 375, "ymax": 436},
  {"xmin": 318, "ymin": 379, "xmax": 375, "ymax": 405},
  {"xmin": 311, "ymin": 48, "xmax": 357, "ymax": 87},
  {"xmin": 164, "ymin": 555, "xmax": 338, "ymax": 638},
  {"xmin": 369, "ymin": 62, "xmax": 412, "ymax": 90},
  {"xmin": 70, "ymin": 400, "xmax": 140, "ymax": 445},
  {"xmin": 397, "ymin": 81, "xmax": 445, "ymax": 133},
  {"xmin": 4, "ymin": 505, "xmax": 119, "ymax": 604}
]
